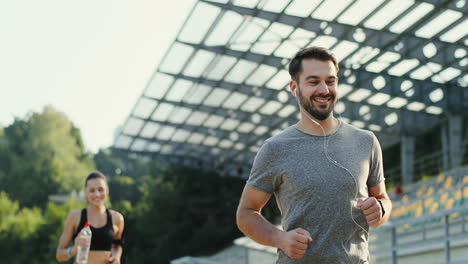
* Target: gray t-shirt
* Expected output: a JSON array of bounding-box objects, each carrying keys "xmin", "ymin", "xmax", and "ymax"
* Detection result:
[{"xmin": 247, "ymin": 121, "xmax": 385, "ymax": 264}]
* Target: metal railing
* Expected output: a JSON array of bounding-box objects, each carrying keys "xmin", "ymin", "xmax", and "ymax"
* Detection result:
[
  {"xmin": 370, "ymin": 205, "xmax": 468, "ymax": 264},
  {"xmin": 385, "ymin": 141, "xmax": 468, "ymax": 183},
  {"xmin": 384, "ymin": 150, "xmax": 444, "ymax": 183}
]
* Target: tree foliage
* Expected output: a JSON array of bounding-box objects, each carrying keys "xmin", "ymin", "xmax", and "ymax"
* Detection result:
[
  {"xmin": 94, "ymin": 148, "xmax": 149, "ymax": 205},
  {"xmin": 121, "ymin": 164, "xmax": 276, "ymax": 264},
  {"xmin": 94, "ymin": 148, "xmax": 149, "ymax": 180},
  {"xmin": 0, "ymin": 192, "xmax": 44, "ymax": 263},
  {"xmin": 0, "ymin": 106, "xmax": 95, "ymax": 207},
  {"xmin": 0, "ymin": 107, "xmax": 282, "ymax": 264},
  {"xmin": 0, "ymin": 191, "xmax": 85, "ymax": 264}
]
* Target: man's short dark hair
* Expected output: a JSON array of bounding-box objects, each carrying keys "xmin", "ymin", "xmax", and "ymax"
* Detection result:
[
  {"xmin": 288, "ymin": 46, "xmax": 339, "ymax": 82},
  {"xmin": 85, "ymin": 171, "xmax": 107, "ymax": 187}
]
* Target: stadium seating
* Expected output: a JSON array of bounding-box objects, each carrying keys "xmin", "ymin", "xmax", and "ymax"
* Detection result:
[{"xmin": 389, "ymin": 166, "xmax": 468, "ymax": 229}]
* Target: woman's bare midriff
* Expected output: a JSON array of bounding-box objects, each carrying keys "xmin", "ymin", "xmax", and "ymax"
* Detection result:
[{"xmin": 74, "ymin": 250, "xmax": 112, "ymax": 264}]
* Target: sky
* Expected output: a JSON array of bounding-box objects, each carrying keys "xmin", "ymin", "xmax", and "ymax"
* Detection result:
[{"xmin": 0, "ymin": 0, "xmax": 196, "ymax": 153}]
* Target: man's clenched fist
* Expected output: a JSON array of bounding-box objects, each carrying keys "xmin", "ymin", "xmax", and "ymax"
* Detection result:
[
  {"xmin": 279, "ymin": 228, "xmax": 313, "ymax": 259},
  {"xmin": 357, "ymin": 197, "xmax": 383, "ymax": 228}
]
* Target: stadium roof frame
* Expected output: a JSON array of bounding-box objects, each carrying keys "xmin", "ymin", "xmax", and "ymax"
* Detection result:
[{"xmin": 114, "ymin": 0, "xmax": 468, "ymax": 178}]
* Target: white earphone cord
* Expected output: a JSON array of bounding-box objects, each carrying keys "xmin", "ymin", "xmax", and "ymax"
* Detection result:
[
  {"xmin": 301, "ymin": 110, "xmax": 368, "ymax": 235},
  {"xmin": 299, "ymin": 106, "xmax": 368, "ymax": 264}
]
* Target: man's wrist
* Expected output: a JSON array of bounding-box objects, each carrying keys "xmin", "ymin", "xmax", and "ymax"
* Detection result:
[
  {"xmin": 377, "ymin": 199, "xmax": 386, "ymax": 216},
  {"xmin": 272, "ymin": 229, "xmax": 286, "ymax": 249}
]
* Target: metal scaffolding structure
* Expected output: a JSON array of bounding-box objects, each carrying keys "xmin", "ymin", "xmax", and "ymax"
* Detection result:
[{"xmin": 113, "ymin": 0, "xmax": 468, "ymax": 179}]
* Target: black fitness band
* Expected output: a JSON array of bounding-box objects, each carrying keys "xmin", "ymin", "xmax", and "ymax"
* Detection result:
[{"xmin": 377, "ymin": 199, "xmax": 385, "ymax": 217}]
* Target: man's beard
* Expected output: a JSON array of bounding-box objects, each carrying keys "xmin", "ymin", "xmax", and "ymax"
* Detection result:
[{"xmin": 297, "ymin": 88, "xmax": 335, "ymax": 121}]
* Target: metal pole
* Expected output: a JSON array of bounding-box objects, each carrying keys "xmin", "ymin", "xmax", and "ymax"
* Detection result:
[
  {"xmin": 422, "ymin": 200, "xmax": 427, "ymax": 241},
  {"xmin": 462, "ymin": 186, "xmax": 466, "ymax": 233},
  {"xmin": 422, "ymin": 221, "xmax": 426, "ymax": 241},
  {"xmin": 463, "ymin": 208, "xmax": 466, "ymax": 233},
  {"xmin": 245, "ymin": 247, "xmax": 249, "ymax": 264},
  {"xmin": 444, "ymin": 215, "xmax": 450, "ymax": 264},
  {"xmin": 391, "ymin": 227, "xmax": 397, "ymax": 264}
]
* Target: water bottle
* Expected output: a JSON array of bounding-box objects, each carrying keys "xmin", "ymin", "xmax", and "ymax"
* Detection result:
[{"xmin": 76, "ymin": 222, "xmax": 92, "ymax": 264}]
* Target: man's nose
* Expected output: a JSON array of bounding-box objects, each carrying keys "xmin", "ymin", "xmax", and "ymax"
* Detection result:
[{"xmin": 316, "ymin": 81, "xmax": 329, "ymax": 94}]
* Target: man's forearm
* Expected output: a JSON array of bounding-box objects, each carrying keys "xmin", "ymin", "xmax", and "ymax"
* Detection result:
[{"xmin": 237, "ymin": 208, "xmax": 284, "ymax": 248}]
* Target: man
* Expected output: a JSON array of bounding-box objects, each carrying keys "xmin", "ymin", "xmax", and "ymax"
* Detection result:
[{"xmin": 236, "ymin": 46, "xmax": 392, "ymax": 263}]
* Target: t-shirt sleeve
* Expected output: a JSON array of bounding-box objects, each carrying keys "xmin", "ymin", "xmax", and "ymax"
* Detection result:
[
  {"xmin": 367, "ymin": 133, "xmax": 385, "ymax": 188},
  {"xmin": 246, "ymin": 141, "xmax": 282, "ymax": 194}
]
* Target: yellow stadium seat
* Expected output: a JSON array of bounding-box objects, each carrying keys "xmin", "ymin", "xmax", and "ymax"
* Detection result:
[
  {"xmin": 437, "ymin": 174, "xmax": 445, "ymax": 183},
  {"xmin": 400, "ymin": 205, "xmax": 408, "ymax": 214},
  {"xmin": 444, "ymin": 176, "xmax": 453, "ymax": 189},
  {"xmin": 415, "ymin": 204, "xmax": 423, "ymax": 217},
  {"xmin": 429, "ymin": 202, "xmax": 439, "ymax": 214},
  {"xmin": 456, "ymin": 189, "xmax": 464, "ymax": 205},
  {"xmin": 424, "ymin": 197, "xmax": 434, "ymax": 209},
  {"xmin": 440, "ymin": 193, "xmax": 448, "ymax": 203},
  {"xmin": 426, "ymin": 187, "xmax": 434, "ymax": 196},
  {"xmin": 396, "ymin": 207, "xmax": 403, "ymax": 215},
  {"xmin": 445, "ymin": 198, "xmax": 455, "ymax": 210},
  {"xmin": 463, "ymin": 175, "xmax": 468, "ymax": 185},
  {"xmin": 402, "ymin": 195, "xmax": 408, "ymax": 202},
  {"xmin": 417, "ymin": 185, "xmax": 426, "ymax": 197},
  {"xmin": 396, "ymin": 226, "xmax": 406, "ymax": 232}
]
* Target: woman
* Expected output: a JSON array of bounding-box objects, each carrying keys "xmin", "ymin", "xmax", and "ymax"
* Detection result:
[{"xmin": 56, "ymin": 171, "xmax": 124, "ymax": 264}]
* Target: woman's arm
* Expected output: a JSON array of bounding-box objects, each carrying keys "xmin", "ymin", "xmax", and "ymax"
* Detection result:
[
  {"xmin": 56, "ymin": 211, "xmax": 79, "ymax": 262},
  {"xmin": 109, "ymin": 211, "xmax": 125, "ymax": 264}
]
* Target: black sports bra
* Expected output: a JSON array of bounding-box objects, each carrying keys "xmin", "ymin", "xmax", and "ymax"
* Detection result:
[{"xmin": 73, "ymin": 208, "xmax": 114, "ymax": 251}]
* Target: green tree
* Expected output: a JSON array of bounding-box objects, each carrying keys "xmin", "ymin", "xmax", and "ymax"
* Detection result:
[
  {"xmin": 94, "ymin": 148, "xmax": 150, "ymax": 205},
  {"xmin": 94, "ymin": 148, "xmax": 150, "ymax": 179},
  {"xmin": 123, "ymin": 164, "xmax": 278, "ymax": 264},
  {"xmin": 108, "ymin": 175, "xmax": 140, "ymax": 205},
  {"xmin": 0, "ymin": 128, "xmax": 7, "ymax": 194},
  {"xmin": 0, "ymin": 106, "xmax": 95, "ymax": 207},
  {"xmin": 0, "ymin": 192, "xmax": 45, "ymax": 264},
  {"xmin": 35, "ymin": 197, "xmax": 86, "ymax": 264}
]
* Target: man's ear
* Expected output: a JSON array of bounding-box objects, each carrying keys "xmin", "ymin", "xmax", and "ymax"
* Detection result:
[{"xmin": 290, "ymin": 80, "xmax": 298, "ymax": 97}]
